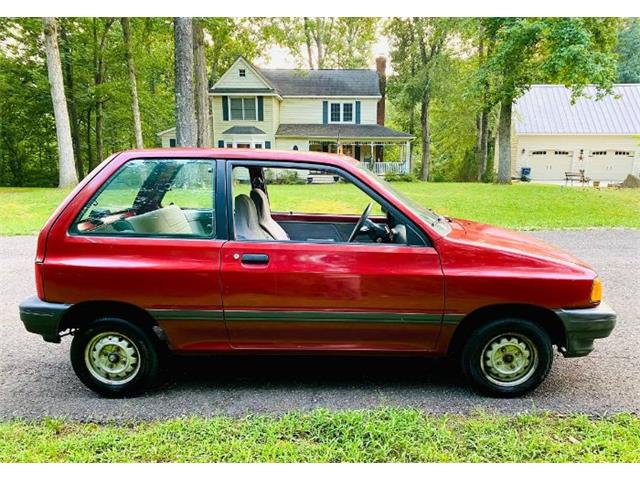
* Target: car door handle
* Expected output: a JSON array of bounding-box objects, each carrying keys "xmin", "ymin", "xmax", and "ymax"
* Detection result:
[{"xmin": 240, "ymin": 253, "xmax": 269, "ymax": 265}]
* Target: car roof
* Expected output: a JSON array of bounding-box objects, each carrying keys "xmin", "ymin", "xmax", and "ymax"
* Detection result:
[{"xmin": 117, "ymin": 148, "xmax": 360, "ymax": 168}]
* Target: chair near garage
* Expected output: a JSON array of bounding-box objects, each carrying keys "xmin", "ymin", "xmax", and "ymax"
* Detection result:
[{"xmin": 564, "ymin": 170, "xmax": 590, "ymax": 187}]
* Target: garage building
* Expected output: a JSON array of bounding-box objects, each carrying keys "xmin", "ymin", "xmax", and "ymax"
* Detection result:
[{"xmin": 501, "ymin": 84, "xmax": 640, "ymax": 182}]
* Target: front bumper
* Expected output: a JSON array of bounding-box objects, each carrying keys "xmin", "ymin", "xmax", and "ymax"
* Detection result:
[
  {"xmin": 555, "ymin": 302, "xmax": 617, "ymax": 357},
  {"xmin": 19, "ymin": 296, "xmax": 71, "ymax": 343}
]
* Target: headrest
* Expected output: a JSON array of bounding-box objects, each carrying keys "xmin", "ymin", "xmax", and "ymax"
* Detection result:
[{"xmin": 250, "ymin": 189, "xmax": 271, "ymax": 218}]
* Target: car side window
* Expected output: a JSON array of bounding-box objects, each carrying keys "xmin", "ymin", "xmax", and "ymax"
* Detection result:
[
  {"xmin": 230, "ymin": 164, "xmax": 425, "ymax": 246},
  {"xmin": 73, "ymin": 159, "xmax": 216, "ymax": 238}
]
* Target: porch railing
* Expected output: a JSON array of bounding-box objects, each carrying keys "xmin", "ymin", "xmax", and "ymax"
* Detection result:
[{"xmin": 363, "ymin": 161, "xmax": 409, "ymax": 176}]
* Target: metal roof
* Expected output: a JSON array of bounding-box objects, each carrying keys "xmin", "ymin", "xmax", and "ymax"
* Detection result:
[
  {"xmin": 514, "ymin": 84, "xmax": 640, "ymax": 134},
  {"xmin": 257, "ymin": 68, "xmax": 381, "ymax": 97},
  {"xmin": 276, "ymin": 124, "xmax": 413, "ymax": 139}
]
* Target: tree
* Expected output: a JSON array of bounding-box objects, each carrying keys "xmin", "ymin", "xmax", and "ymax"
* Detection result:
[
  {"xmin": 617, "ymin": 18, "xmax": 640, "ymax": 83},
  {"xmin": 387, "ymin": 18, "xmax": 456, "ymax": 181},
  {"xmin": 121, "ymin": 18, "xmax": 144, "ymax": 149},
  {"xmin": 174, "ymin": 17, "xmax": 196, "ymax": 147},
  {"xmin": 92, "ymin": 17, "xmax": 116, "ymax": 165},
  {"xmin": 193, "ymin": 19, "xmax": 211, "ymax": 147},
  {"xmin": 266, "ymin": 17, "xmax": 378, "ymax": 69},
  {"xmin": 43, "ymin": 17, "xmax": 78, "ymax": 188},
  {"xmin": 480, "ymin": 18, "xmax": 619, "ymax": 183}
]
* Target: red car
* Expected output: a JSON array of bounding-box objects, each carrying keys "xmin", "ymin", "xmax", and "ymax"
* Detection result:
[{"xmin": 19, "ymin": 149, "xmax": 616, "ymax": 398}]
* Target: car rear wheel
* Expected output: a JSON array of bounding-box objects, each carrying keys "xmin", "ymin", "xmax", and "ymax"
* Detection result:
[
  {"xmin": 70, "ymin": 317, "xmax": 160, "ymax": 398},
  {"xmin": 460, "ymin": 318, "xmax": 553, "ymax": 397}
]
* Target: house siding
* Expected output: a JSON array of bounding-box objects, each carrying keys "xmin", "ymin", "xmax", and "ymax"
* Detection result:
[
  {"xmin": 212, "ymin": 95, "xmax": 276, "ymax": 145},
  {"xmin": 214, "ymin": 58, "xmax": 271, "ymax": 90},
  {"xmin": 279, "ymin": 98, "xmax": 378, "ymax": 124}
]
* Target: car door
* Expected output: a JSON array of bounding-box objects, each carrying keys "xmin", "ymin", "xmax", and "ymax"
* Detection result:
[
  {"xmin": 220, "ymin": 161, "xmax": 445, "ymax": 352},
  {"xmin": 44, "ymin": 156, "xmax": 229, "ymax": 353}
]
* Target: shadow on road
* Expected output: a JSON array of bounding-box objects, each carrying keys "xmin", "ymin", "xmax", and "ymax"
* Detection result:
[{"xmin": 161, "ymin": 354, "xmax": 466, "ymax": 392}]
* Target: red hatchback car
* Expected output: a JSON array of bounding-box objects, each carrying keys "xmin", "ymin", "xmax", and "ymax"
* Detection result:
[{"xmin": 19, "ymin": 149, "xmax": 616, "ymax": 397}]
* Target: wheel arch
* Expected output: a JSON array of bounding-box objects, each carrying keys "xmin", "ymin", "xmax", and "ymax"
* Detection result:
[
  {"xmin": 448, "ymin": 303, "xmax": 565, "ymax": 355},
  {"xmin": 58, "ymin": 300, "xmax": 167, "ymax": 344}
]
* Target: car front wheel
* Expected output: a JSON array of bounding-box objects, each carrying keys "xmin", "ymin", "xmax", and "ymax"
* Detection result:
[
  {"xmin": 70, "ymin": 317, "xmax": 160, "ymax": 397},
  {"xmin": 460, "ymin": 318, "xmax": 553, "ymax": 397}
]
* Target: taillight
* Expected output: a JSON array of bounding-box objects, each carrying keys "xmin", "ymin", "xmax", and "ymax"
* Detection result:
[{"xmin": 35, "ymin": 262, "xmax": 45, "ymax": 300}]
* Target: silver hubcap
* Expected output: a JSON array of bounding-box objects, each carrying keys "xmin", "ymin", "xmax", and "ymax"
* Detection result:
[
  {"xmin": 84, "ymin": 332, "xmax": 141, "ymax": 385},
  {"xmin": 480, "ymin": 333, "xmax": 538, "ymax": 387}
]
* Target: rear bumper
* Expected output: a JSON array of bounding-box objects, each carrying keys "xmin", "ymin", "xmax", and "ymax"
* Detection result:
[
  {"xmin": 19, "ymin": 295, "xmax": 71, "ymax": 343},
  {"xmin": 555, "ymin": 302, "xmax": 617, "ymax": 357}
]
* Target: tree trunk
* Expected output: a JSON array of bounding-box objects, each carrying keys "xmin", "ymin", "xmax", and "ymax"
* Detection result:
[
  {"xmin": 193, "ymin": 20, "xmax": 211, "ymax": 147},
  {"xmin": 59, "ymin": 23, "xmax": 83, "ymax": 179},
  {"xmin": 478, "ymin": 110, "xmax": 489, "ymax": 181},
  {"xmin": 420, "ymin": 92, "xmax": 430, "ymax": 181},
  {"xmin": 93, "ymin": 18, "xmax": 115, "ymax": 164},
  {"xmin": 43, "ymin": 17, "xmax": 78, "ymax": 188},
  {"xmin": 174, "ymin": 17, "xmax": 196, "ymax": 147},
  {"xmin": 497, "ymin": 100, "xmax": 513, "ymax": 184},
  {"xmin": 303, "ymin": 18, "xmax": 315, "ymax": 69},
  {"xmin": 121, "ymin": 17, "xmax": 144, "ymax": 149}
]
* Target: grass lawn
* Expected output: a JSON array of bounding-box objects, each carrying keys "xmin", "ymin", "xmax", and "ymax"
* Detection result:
[
  {"xmin": 1, "ymin": 410, "xmax": 639, "ymax": 462},
  {"xmin": 1, "ymin": 183, "xmax": 640, "ymax": 235}
]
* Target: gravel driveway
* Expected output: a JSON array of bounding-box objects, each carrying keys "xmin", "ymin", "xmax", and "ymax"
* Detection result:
[{"xmin": 1, "ymin": 230, "xmax": 638, "ymax": 420}]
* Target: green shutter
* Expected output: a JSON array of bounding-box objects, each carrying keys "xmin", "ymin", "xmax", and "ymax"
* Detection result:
[
  {"xmin": 257, "ymin": 96, "xmax": 264, "ymax": 121},
  {"xmin": 265, "ymin": 141, "xmax": 271, "ymax": 149},
  {"xmin": 222, "ymin": 96, "xmax": 229, "ymax": 121},
  {"xmin": 355, "ymin": 101, "xmax": 361, "ymax": 124},
  {"xmin": 218, "ymin": 140, "xmax": 224, "ymax": 148},
  {"xmin": 322, "ymin": 101, "xmax": 328, "ymax": 124}
]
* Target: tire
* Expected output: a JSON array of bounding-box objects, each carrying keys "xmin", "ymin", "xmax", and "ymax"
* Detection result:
[
  {"xmin": 70, "ymin": 317, "xmax": 160, "ymax": 398},
  {"xmin": 460, "ymin": 318, "xmax": 553, "ymax": 397}
]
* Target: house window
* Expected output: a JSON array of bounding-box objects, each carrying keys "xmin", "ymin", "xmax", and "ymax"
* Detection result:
[
  {"xmin": 554, "ymin": 151, "xmax": 569, "ymax": 155},
  {"xmin": 531, "ymin": 151, "xmax": 547, "ymax": 155},
  {"xmin": 592, "ymin": 151, "xmax": 607, "ymax": 156},
  {"xmin": 229, "ymin": 97, "xmax": 257, "ymax": 120},
  {"xmin": 330, "ymin": 103, "xmax": 341, "ymax": 122},
  {"xmin": 343, "ymin": 103, "xmax": 353, "ymax": 122},
  {"xmin": 239, "ymin": 69, "xmax": 246, "ymax": 77},
  {"xmin": 169, "ymin": 138, "xmax": 176, "ymax": 147},
  {"xmin": 615, "ymin": 151, "xmax": 631, "ymax": 156},
  {"xmin": 329, "ymin": 102, "xmax": 355, "ymax": 123}
]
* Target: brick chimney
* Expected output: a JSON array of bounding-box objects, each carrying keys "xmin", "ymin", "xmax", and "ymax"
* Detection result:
[{"xmin": 376, "ymin": 56, "xmax": 386, "ymax": 126}]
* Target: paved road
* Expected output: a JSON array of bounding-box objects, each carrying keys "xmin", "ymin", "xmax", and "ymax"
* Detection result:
[{"xmin": 1, "ymin": 231, "xmax": 638, "ymax": 420}]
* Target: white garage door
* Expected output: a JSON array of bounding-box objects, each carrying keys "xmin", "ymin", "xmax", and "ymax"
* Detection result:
[
  {"xmin": 524, "ymin": 150, "xmax": 572, "ymax": 181},
  {"xmin": 585, "ymin": 151, "xmax": 634, "ymax": 181}
]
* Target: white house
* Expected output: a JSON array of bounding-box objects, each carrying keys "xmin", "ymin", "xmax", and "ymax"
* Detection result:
[
  {"xmin": 159, "ymin": 57, "xmax": 414, "ymax": 175},
  {"xmin": 499, "ymin": 84, "xmax": 640, "ymax": 182}
]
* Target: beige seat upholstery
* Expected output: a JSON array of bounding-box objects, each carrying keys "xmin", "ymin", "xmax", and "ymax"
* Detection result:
[
  {"xmin": 234, "ymin": 194, "xmax": 272, "ymax": 240},
  {"xmin": 127, "ymin": 205, "xmax": 192, "ymax": 234},
  {"xmin": 250, "ymin": 189, "xmax": 289, "ymax": 240}
]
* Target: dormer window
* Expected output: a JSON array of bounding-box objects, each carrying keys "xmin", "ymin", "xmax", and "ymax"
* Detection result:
[{"xmin": 239, "ymin": 69, "xmax": 246, "ymax": 77}]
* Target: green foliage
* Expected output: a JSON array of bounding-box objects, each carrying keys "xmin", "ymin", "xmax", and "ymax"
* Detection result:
[
  {"xmin": 383, "ymin": 172, "xmax": 417, "ymax": 182},
  {"xmin": 617, "ymin": 18, "xmax": 640, "ymax": 83},
  {"xmin": 264, "ymin": 17, "xmax": 378, "ymax": 69},
  {"xmin": 0, "ymin": 17, "xmax": 264, "ymax": 187},
  {"xmin": 1, "ymin": 410, "xmax": 639, "ymax": 462}
]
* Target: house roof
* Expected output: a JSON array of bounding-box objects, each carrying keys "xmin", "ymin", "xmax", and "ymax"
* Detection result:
[
  {"xmin": 257, "ymin": 68, "xmax": 381, "ymax": 97},
  {"xmin": 276, "ymin": 124, "xmax": 413, "ymax": 139},
  {"xmin": 514, "ymin": 84, "xmax": 640, "ymax": 135},
  {"xmin": 223, "ymin": 126, "xmax": 266, "ymax": 135}
]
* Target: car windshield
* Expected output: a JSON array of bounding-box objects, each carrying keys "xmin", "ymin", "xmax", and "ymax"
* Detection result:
[{"xmin": 356, "ymin": 164, "xmax": 451, "ymax": 236}]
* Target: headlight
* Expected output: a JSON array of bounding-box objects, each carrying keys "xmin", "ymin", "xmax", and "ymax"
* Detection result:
[{"xmin": 590, "ymin": 278, "xmax": 602, "ymax": 304}]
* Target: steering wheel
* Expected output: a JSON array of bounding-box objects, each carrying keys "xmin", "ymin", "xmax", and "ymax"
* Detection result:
[{"xmin": 347, "ymin": 203, "xmax": 373, "ymax": 242}]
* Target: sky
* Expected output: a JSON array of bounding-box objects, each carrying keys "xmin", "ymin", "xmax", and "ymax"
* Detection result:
[{"xmin": 254, "ymin": 35, "xmax": 393, "ymax": 71}]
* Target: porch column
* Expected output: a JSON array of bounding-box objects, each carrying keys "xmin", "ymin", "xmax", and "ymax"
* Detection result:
[{"xmin": 404, "ymin": 140, "xmax": 411, "ymax": 173}]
